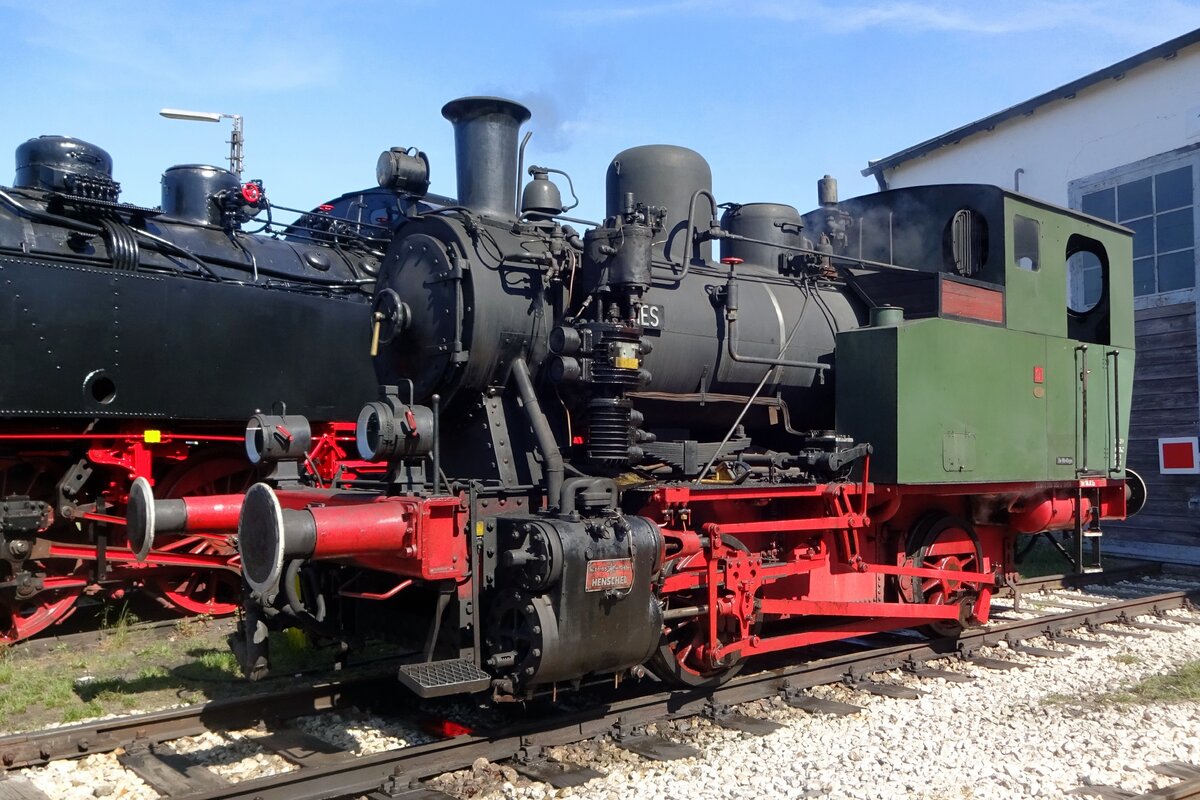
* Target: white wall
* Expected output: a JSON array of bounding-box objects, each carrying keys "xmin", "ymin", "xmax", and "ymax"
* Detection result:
[{"xmin": 880, "ymin": 47, "xmax": 1200, "ymax": 203}]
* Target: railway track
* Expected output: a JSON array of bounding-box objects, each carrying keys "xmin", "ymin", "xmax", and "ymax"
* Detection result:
[{"xmin": 1, "ymin": 568, "xmax": 1197, "ymax": 800}]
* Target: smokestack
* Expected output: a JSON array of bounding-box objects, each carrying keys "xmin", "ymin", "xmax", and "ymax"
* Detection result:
[{"xmin": 441, "ymin": 96, "xmax": 531, "ymax": 218}]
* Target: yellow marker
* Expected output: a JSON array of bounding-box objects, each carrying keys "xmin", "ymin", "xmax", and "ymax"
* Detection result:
[
  {"xmin": 614, "ymin": 356, "xmax": 639, "ymax": 370},
  {"xmin": 475, "ymin": 521, "xmax": 485, "ymax": 537},
  {"xmin": 143, "ymin": 430, "xmax": 162, "ymax": 443}
]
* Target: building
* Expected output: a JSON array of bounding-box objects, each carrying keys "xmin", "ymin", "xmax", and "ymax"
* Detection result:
[{"xmin": 862, "ymin": 29, "xmax": 1200, "ymax": 563}]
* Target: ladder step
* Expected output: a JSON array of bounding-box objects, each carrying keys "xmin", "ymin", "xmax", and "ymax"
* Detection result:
[{"xmin": 398, "ymin": 659, "xmax": 492, "ymax": 698}]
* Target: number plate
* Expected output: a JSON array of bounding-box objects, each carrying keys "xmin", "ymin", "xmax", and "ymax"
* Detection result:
[{"xmin": 584, "ymin": 558, "xmax": 634, "ymax": 592}]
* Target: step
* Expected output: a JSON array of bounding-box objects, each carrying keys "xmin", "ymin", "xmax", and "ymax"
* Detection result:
[{"xmin": 398, "ymin": 658, "xmax": 493, "ymax": 698}]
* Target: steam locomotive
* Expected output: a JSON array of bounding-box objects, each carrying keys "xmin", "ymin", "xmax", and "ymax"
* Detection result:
[
  {"xmin": 0, "ymin": 136, "xmax": 404, "ymax": 642},
  {"xmin": 129, "ymin": 96, "xmax": 1143, "ymax": 697}
]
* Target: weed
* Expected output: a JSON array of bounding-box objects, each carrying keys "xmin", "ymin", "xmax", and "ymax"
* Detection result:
[
  {"xmin": 1104, "ymin": 660, "xmax": 1200, "ymax": 704},
  {"xmin": 61, "ymin": 701, "xmax": 103, "ymax": 723},
  {"xmin": 99, "ymin": 599, "xmax": 140, "ymax": 650},
  {"xmin": 1113, "ymin": 653, "xmax": 1141, "ymax": 665},
  {"xmin": 174, "ymin": 614, "xmax": 213, "ymax": 640},
  {"xmin": 1041, "ymin": 691, "xmax": 1079, "ymax": 705}
]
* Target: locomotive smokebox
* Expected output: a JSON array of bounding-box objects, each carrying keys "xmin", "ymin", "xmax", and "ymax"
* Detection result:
[
  {"xmin": 161, "ymin": 165, "xmax": 240, "ymax": 226},
  {"xmin": 441, "ymin": 96, "xmax": 531, "ymax": 218},
  {"xmin": 606, "ymin": 145, "xmax": 712, "ymax": 264}
]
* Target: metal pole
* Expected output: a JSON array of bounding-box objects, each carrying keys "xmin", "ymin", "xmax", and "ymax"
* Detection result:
[{"xmin": 228, "ymin": 115, "xmax": 244, "ymax": 179}]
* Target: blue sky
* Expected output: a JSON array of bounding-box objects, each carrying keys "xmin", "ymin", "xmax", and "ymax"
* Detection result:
[{"xmin": 2, "ymin": 1, "xmax": 1198, "ymax": 223}]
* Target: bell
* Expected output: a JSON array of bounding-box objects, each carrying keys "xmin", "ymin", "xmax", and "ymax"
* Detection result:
[{"xmin": 520, "ymin": 167, "xmax": 563, "ymax": 216}]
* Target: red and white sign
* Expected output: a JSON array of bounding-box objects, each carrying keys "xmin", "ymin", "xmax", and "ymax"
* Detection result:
[
  {"xmin": 1158, "ymin": 437, "xmax": 1200, "ymax": 474},
  {"xmin": 584, "ymin": 558, "xmax": 634, "ymax": 592}
]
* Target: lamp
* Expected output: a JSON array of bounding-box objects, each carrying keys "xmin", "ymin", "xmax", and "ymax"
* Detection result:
[{"xmin": 159, "ymin": 108, "xmax": 244, "ymax": 178}]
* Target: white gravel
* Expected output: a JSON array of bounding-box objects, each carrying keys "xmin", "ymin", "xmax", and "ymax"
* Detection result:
[
  {"xmin": 15, "ymin": 752, "xmax": 158, "ymax": 799},
  {"xmin": 429, "ymin": 607, "xmax": 1200, "ymax": 800},
  {"xmin": 166, "ymin": 727, "xmax": 295, "ymax": 782},
  {"xmin": 293, "ymin": 709, "xmax": 435, "ymax": 754},
  {"xmin": 19, "ymin": 592, "xmax": 1200, "ymax": 799}
]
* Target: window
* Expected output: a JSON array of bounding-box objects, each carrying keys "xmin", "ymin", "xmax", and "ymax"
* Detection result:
[
  {"xmin": 1073, "ymin": 155, "xmax": 1196, "ymax": 299},
  {"xmin": 1013, "ymin": 215, "xmax": 1040, "ymax": 271},
  {"xmin": 946, "ymin": 208, "xmax": 987, "ymax": 277},
  {"xmin": 1067, "ymin": 240, "xmax": 1105, "ymax": 314}
]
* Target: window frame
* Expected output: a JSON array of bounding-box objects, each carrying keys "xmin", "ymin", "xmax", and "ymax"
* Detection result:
[{"xmin": 1069, "ymin": 144, "xmax": 1200, "ymax": 310}]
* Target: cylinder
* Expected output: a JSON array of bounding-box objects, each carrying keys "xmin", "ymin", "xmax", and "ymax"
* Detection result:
[
  {"xmin": 161, "ymin": 164, "xmax": 239, "ymax": 226},
  {"xmin": 441, "ymin": 96, "xmax": 531, "ymax": 218},
  {"xmin": 720, "ymin": 203, "xmax": 805, "ymax": 269},
  {"xmin": 606, "ymin": 145, "xmax": 713, "ymax": 264}
]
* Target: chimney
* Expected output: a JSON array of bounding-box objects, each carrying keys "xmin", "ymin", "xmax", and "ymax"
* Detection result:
[{"xmin": 441, "ymin": 96, "xmax": 531, "ymax": 218}]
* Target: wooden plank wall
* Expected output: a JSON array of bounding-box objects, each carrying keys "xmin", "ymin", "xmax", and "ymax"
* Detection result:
[{"xmin": 1105, "ymin": 302, "xmax": 1200, "ymax": 561}]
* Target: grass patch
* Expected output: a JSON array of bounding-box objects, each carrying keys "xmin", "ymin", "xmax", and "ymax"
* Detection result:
[
  {"xmin": 1042, "ymin": 660, "xmax": 1200, "ymax": 707},
  {"xmin": 0, "ymin": 618, "xmax": 387, "ymax": 732},
  {"xmin": 1105, "ymin": 661, "xmax": 1200, "ymax": 704}
]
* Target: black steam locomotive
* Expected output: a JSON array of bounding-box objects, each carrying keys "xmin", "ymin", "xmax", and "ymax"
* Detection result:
[
  {"xmin": 131, "ymin": 96, "xmax": 1138, "ymax": 698},
  {"xmin": 0, "ymin": 135, "xmax": 398, "ymax": 641}
]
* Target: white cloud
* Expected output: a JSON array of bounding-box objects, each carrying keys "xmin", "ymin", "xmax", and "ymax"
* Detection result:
[{"xmin": 555, "ymin": 0, "xmax": 1200, "ymax": 48}]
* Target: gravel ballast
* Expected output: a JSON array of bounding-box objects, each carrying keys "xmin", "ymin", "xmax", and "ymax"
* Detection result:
[
  {"xmin": 433, "ymin": 607, "xmax": 1200, "ymax": 800},
  {"xmin": 13, "ymin": 602, "xmax": 1200, "ymax": 799}
]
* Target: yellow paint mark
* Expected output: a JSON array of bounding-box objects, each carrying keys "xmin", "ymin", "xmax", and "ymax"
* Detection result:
[{"xmin": 143, "ymin": 430, "xmax": 162, "ymax": 443}]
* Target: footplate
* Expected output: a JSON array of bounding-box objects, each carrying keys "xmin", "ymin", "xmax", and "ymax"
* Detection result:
[{"xmin": 398, "ymin": 659, "xmax": 493, "ymax": 698}]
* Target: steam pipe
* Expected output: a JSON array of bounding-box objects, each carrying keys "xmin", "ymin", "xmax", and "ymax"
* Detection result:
[
  {"xmin": 719, "ymin": 231, "xmax": 919, "ymax": 273},
  {"xmin": 431, "ymin": 393, "xmax": 442, "ymax": 494},
  {"xmin": 511, "ymin": 357, "xmax": 564, "ymax": 511},
  {"xmin": 516, "ymin": 131, "xmax": 532, "ymax": 216},
  {"xmin": 669, "ymin": 189, "xmax": 718, "ymax": 285},
  {"xmin": 723, "ymin": 276, "xmax": 830, "ymax": 372}
]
